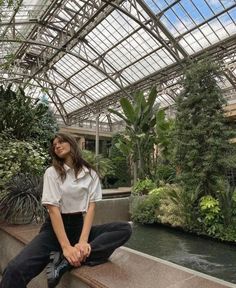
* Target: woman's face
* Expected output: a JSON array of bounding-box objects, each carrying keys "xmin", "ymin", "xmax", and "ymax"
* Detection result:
[{"xmin": 52, "ymin": 137, "xmax": 71, "ymax": 159}]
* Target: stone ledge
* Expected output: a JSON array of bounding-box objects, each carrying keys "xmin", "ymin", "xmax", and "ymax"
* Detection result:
[{"xmin": 0, "ymin": 223, "xmax": 235, "ymax": 288}]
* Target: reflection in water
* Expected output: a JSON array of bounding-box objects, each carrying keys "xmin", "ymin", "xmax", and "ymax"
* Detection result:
[{"xmin": 125, "ymin": 223, "xmax": 236, "ymax": 283}]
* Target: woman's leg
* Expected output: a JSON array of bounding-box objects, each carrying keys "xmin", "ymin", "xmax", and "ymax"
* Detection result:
[
  {"xmin": 0, "ymin": 222, "xmax": 60, "ymax": 288},
  {"xmin": 85, "ymin": 221, "xmax": 132, "ymax": 266},
  {"xmin": 45, "ymin": 221, "xmax": 132, "ymax": 287}
]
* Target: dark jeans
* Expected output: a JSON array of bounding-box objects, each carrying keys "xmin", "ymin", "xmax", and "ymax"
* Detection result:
[{"xmin": 0, "ymin": 214, "xmax": 132, "ymax": 288}]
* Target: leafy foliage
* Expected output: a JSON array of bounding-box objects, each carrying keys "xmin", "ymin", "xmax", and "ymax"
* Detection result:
[
  {"xmin": 219, "ymin": 226, "xmax": 236, "ymax": 242},
  {"xmin": 109, "ymin": 86, "xmax": 158, "ymax": 180},
  {"xmin": 0, "ymin": 0, "xmax": 15, "ymax": 7},
  {"xmin": 127, "ymin": 60, "xmax": 236, "ymax": 242},
  {"xmin": 0, "ymin": 86, "xmax": 57, "ymax": 199},
  {"xmin": 0, "ymin": 173, "xmax": 46, "ymax": 224},
  {"xmin": 199, "ymin": 196, "xmax": 221, "ymax": 223},
  {"xmin": 155, "ymin": 110, "xmax": 175, "ymax": 160},
  {"xmin": 81, "ymin": 149, "xmax": 115, "ymax": 180},
  {"xmin": 132, "ymin": 178, "xmax": 156, "ymax": 195},
  {"xmin": 107, "ymin": 133, "xmax": 131, "ymax": 188},
  {"xmin": 154, "ymin": 163, "xmax": 176, "ymax": 184},
  {"xmin": 32, "ymin": 97, "xmax": 58, "ymax": 150},
  {"xmin": 216, "ymin": 180, "xmax": 236, "ymax": 226},
  {"xmin": 0, "ymin": 85, "xmax": 58, "ymax": 145},
  {"xmin": 129, "ymin": 194, "xmax": 160, "ymax": 224},
  {"xmin": 154, "ymin": 110, "xmax": 176, "ymax": 183},
  {"xmin": 198, "ymin": 195, "xmax": 222, "ymax": 236},
  {"xmin": 156, "ymin": 184, "xmax": 191, "ymax": 227},
  {"xmin": 174, "ymin": 59, "xmax": 236, "ymax": 198},
  {"xmin": 0, "ymin": 135, "xmax": 47, "ymax": 190}
]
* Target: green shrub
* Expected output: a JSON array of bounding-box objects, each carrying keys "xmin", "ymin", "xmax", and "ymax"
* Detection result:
[
  {"xmin": 149, "ymin": 185, "xmax": 173, "ymax": 196},
  {"xmin": 130, "ymin": 193, "xmax": 160, "ymax": 224},
  {"xmin": 154, "ymin": 162, "xmax": 176, "ymax": 184},
  {"xmin": 0, "ymin": 173, "xmax": 45, "ymax": 224},
  {"xmin": 0, "ymin": 85, "xmax": 58, "ymax": 144},
  {"xmin": 158, "ymin": 199, "xmax": 185, "ymax": 227},
  {"xmin": 216, "ymin": 179, "xmax": 236, "ymax": 226},
  {"xmin": 158, "ymin": 201, "xmax": 184, "ymax": 227},
  {"xmin": 157, "ymin": 184, "xmax": 197, "ymax": 228},
  {"xmin": 132, "ymin": 178, "xmax": 156, "ymax": 195},
  {"xmin": 108, "ymin": 134, "xmax": 131, "ymax": 188},
  {"xmin": 173, "ymin": 59, "xmax": 236, "ymax": 198},
  {"xmin": 82, "ymin": 149, "xmax": 115, "ymax": 180},
  {"xmin": 220, "ymin": 225, "xmax": 236, "ymax": 242},
  {"xmin": 232, "ymin": 190, "xmax": 236, "ymax": 218},
  {"xmin": 0, "ymin": 136, "xmax": 47, "ymax": 191},
  {"xmin": 198, "ymin": 195, "xmax": 223, "ymax": 236}
]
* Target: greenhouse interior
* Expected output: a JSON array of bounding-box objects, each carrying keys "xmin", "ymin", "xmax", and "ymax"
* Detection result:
[{"xmin": 1, "ymin": 0, "xmax": 236, "ymax": 288}]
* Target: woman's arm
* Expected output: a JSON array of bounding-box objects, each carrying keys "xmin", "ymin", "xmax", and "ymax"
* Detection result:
[
  {"xmin": 75, "ymin": 202, "xmax": 96, "ymax": 261},
  {"xmin": 47, "ymin": 205, "xmax": 81, "ymax": 267}
]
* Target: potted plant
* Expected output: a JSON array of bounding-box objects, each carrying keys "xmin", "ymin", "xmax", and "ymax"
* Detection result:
[{"xmin": 0, "ymin": 173, "xmax": 46, "ymax": 224}]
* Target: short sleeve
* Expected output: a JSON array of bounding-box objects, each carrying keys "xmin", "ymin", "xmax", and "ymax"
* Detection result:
[
  {"xmin": 89, "ymin": 172, "xmax": 102, "ymax": 202},
  {"xmin": 41, "ymin": 168, "xmax": 62, "ymax": 207}
]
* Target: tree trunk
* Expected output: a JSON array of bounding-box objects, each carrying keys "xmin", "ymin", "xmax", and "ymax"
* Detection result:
[{"xmin": 133, "ymin": 161, "xmax": 138, "ymax": 184}]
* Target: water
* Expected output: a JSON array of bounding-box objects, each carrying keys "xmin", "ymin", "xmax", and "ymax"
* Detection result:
[{"xmin": 125, "ymin": 223, "xmax": 236, "ymax": 283}]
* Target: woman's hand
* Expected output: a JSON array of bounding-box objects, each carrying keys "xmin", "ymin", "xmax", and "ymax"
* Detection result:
[
  {"xmin": 75, "ymin": 241, "xmax": 91, "ymax": 262},
  {"xmin": 75, "ymin": 202, "xmax": 95, "ymax": 262},
  {"xmin": 62, "ymin": 244, "xmax": 82, "ymax": 267},
  {"xmin": 46, "ymin": 205, "xmax": 81, "ymax": 267}
]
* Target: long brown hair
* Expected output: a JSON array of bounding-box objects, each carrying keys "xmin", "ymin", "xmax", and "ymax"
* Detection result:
[{"xmin": 50, "ymin": 132, "xmax": 95, "ymax": 181}]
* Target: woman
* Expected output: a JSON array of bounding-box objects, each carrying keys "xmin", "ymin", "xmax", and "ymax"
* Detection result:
[{"xmin": 0, "ymin": 133, "xmax": 132, "ymax": 288}]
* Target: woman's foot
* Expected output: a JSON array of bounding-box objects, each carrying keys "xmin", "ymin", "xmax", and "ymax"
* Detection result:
[{"xmin": 46, "ymin": 251, "xmax": 72, "ymax": 288}]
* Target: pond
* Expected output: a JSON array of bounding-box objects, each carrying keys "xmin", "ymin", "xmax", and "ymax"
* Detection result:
[{"xmin": 125, "ymin": 223, "xmax": 236, "ymax": 284}]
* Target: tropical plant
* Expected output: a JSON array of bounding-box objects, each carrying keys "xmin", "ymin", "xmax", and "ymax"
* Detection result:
[
  {"xmin": 155, "ymin": 109, "xmax": 175, "ymax": 160},
  {"xmin": 31, "ymin": 96, "xmax": 58, "ymax": 150},
  {"xmin": 109, "ymin": 86, "xmax": 158, "ymax": 181},
  {"xmin": 198, "ymin": 195, "xmax": 222, "ymax": 236},
  {"xmin": 174, "ymin": 58, "xmax": 236, "ymax": 198},
  {"xmin": 219, "ymin": 226, "xmax": 236, "ymax": 242},
  {"xmin": 154, "ymin": 110, "xmax": 176, "ymax": 183},
  {"xmin": 129, "ymin": 193, "xmax": 160, "ymax": 224},
  {"xmin": 0, "ymin": 173, "xmax": 46, "ymax": 224},
  {"xmin": 0, "ymin": 85, "xmax": 58, "ymax": 144},
  {"xmin": 154, "ymin": 163, "xmax": 176, "ymax": 184},
  {"xmin": 149, "ymin": 186, "xmax": 169, "ymax": 196},
  {"xmin": 81, "ymin": 149, "xmax": 115, "ymax": 180},
  {"xmin": 0, "ymin": 135, "xmax": 47, "ymax": 191},
  {"xmin": 157, "ymin": 184, "xmax": 200, "ymax": 228},
  {"xmin": 132, "ymin": 178, "xmax": 156, "ymax": 195},
  {"xmin": 108, "ymin": 133, "xmax": 131, "ymax": 187},
  {"xmin": 216, "ymin": 180, "xmax": 236, "ymax": 226}
]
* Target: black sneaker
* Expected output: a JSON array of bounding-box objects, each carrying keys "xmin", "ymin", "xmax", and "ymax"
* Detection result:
[{"xmin": 46, "ymin": 251, "xmax": 72, "ymax": 288}]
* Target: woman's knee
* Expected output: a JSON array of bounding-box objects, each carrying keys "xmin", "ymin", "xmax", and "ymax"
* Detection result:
[
  {"xmin": 119, "ymin": 222, "xmax": 132, "ymax": 240},
  {"xmin": 126, "ymin": 222, "xmax": 133, "ymax": 237}
]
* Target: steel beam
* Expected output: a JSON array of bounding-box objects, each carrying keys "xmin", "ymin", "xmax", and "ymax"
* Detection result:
[{"xmin": 68, "ymin": 35, "xmax": 236, "ymax": 123}]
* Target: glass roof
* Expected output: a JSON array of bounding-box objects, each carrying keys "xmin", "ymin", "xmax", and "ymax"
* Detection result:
[{"xmin": 0, "ymin": 0, "xmax": 236, "ymax": 126}]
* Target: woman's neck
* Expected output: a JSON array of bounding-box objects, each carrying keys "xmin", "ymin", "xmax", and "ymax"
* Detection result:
[{"xmin": 64, "ymin": 156, "xmax": 73, "ymax": 168}]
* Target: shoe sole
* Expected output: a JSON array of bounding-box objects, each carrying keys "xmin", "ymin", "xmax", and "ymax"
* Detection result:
[{"xmin": 46, "ymin": 252, "xmax": 61, "ymax": 288}]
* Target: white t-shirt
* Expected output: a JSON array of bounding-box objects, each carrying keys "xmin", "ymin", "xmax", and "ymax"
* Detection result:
[{"xmin": 41, "ymin": 164, "xmax": 102, "ymax": 213}]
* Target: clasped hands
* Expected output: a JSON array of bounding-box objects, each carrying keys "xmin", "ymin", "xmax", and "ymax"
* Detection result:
[{"xmin": 63, "ymin": 241, "xmax": 91, "ymax": 267}]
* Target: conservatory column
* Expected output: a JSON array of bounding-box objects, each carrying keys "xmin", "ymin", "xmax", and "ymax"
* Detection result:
[
  {"xmin": 78, "ymin": 136, "xmax": 85, "ymax": 150},
  {"xmin": 95, "ymin": 115, "xmax": 99, "ymax": 157}
]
